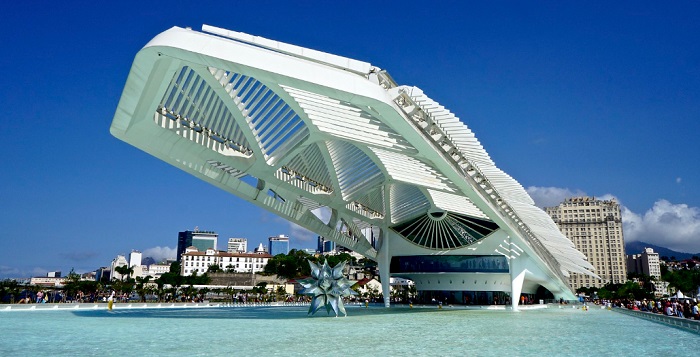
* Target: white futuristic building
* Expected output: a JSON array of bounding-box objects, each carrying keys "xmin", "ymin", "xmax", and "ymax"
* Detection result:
[{"xmin": 110, "ymin": 25, "xmax": 596, "ymax": 309}]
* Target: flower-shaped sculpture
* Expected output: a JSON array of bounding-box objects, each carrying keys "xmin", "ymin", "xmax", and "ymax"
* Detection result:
[{"xmin": 298, "ymin": 260, "xmax": 358, "ymax": 317}]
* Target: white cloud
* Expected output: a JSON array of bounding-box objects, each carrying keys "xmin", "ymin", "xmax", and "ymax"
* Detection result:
[
  {"xmin": 526, "ymin": 186, "xmax": 587, "ymax": 208},
  {"xmin": 0, "ymin": 266, "xmax": 48, "ymax": 279},
  {"xmin": 142, "ymin": 246, "xmax": 177, "ymax": 262},
  {"xmin": 288, "ymin": 223, "xmax": 317, "ymax": 242},
  {"xmin": 267, "ymin": 207, "xmax": 332, "ymax": 243},
  {"xmin": 311, "ymin": 207, "xmax": 332, "ymax": 225},
  {"xmin": 526, "ymin": 186, "xmax": 700, "ymax": 253},
  {"xmin": 596, "ymin": 193, "xmax": 619, "ymax": 202},
  {"xmin": 622, "ymin": 200, "xmax": 700, "ymax": 253},
  {"xmin": 676, "ymin": 177, "xmax": 682, "ymax": 184},
  {"xmin": 272, "ymin": 216, "xmax": 317, "ymax": 243}
]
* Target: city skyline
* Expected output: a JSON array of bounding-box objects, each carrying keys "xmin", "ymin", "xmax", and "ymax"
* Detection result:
[{"xmin": 1, "ymin": 1, "xmax": 699, "ymax": 278}]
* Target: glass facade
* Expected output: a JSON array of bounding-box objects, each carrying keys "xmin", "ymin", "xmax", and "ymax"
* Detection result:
[
  {"xmin": 268, "ymin": 236, "xmax": 290, "ymax": 256},
  {"xmin": 177, "ymin": 230, "xmax": 218, "ymax": 262},
  {"xmin": 390, "ymin": 255, "xmax": 509, "ymax": 274},
  {"xmin": 192, "ymin": 237, "xmax": 216, "ymax": 252},
  {"xmin": 417, "ymin": 290, "xmax": 517, "ymax": 305}
]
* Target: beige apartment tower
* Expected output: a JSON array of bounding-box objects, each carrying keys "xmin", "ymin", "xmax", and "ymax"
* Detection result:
[{"xmin": 545, "ymin": 197, "xmax": 627, "ymax": 290}]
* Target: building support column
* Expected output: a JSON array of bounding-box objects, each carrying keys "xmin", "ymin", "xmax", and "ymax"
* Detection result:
[
  {"xmin": 509, "ymin": 241, "xmax": 530, "ymax": 312},
  {"xmin": 377, "ymin": 235, "xmax": 391, "ymax": 308},
  {"xmin": 510, "ymin": 266, "xmax": 526, "ymax": 311}
]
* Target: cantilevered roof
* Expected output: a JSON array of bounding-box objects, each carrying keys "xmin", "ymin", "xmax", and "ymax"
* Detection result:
[{"xmin": 111, "ymin": 25, "xmax": 595, "ymax": 289}]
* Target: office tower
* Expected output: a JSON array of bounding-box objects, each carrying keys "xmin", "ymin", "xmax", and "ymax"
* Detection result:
[
  {"xmin": 177, "ymin": 229, "xmax": 218, "ymax": 262},
  {"xmin": 317, "ymin": 236, "xmax": 335, "ymax": 254},
  {"xmin": 268, "ymin": 234, "xmax": 290, "ymax": 256},
  {"xmin": 227, "ymin": 238, "xmax": 248, "ymax": 253},
  {"xmin": 545, "ymin": 197, "xmax": 627, "ymax": 290},
  {"xmin": 129, "ymin": 250, "xmax": 142, "ymax": 267},
  {"xmin": 627, "ymin": 247, "xmax": 661, "ymax": 279}
]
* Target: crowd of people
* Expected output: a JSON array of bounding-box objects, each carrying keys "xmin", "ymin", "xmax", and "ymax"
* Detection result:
[{"xmin": 617, "ymin": 298, "xmax": 700, "ymax": 320}]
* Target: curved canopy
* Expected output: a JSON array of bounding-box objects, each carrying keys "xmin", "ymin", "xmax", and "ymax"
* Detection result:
[{"xmin": 111, "ymin": 25, "xmax": 596, "ymax": 296}]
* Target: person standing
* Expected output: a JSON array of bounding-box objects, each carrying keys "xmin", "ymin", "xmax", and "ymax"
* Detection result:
[{"xmin": 107, "ymin": 291, "xmax": 115, "ymax": 311}]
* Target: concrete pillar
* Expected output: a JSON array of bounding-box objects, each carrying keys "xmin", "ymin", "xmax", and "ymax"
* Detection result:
[
  {"xmin": 510, "ymin": 266, "xmax": 527, "ymax": 311},
  {"xmin": 377, "ymin": 236, "xmax": 391, "ymax": 308}
]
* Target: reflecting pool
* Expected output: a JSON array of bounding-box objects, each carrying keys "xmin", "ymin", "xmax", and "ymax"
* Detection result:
[{"xmin": 1, "ymin": 305, "xmax": 697, "ymax": 356}]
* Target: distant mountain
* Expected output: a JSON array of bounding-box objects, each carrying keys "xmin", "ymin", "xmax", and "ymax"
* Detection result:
[
  {"xmin": 142, "ymin": 256, "xmax": 156, "ymax": 266},
  {"xmin": 625, "ymin": 241, "xmax": 699, "ymax": 261}
]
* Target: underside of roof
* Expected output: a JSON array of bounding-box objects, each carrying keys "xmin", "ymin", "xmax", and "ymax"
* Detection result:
[{"xmin": 110, "ymin": 24, "xmax": 596, "ymax": 293}]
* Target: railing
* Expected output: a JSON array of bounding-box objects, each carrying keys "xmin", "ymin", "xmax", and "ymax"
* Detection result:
[{"xmin": 612, "ymin": 308, "xmax": 700, "ymax": 334}]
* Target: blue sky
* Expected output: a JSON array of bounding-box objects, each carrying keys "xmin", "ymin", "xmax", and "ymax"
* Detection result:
[{"xmin": 1, "ymin": 1, "xmax": 699, "ymax": 278}]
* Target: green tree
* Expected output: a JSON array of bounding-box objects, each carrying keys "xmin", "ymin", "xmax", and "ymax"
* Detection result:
[
  {"xmin": 160, "ymin": 264, "xmax": 185, "ymax": 292},
  {"xmin": 63, "ymin": 269, "xmax": 82, "ymax": 300},
  {"xmin": 78, "ymin": 280, "xmax": 99, "ymax": 301},
  {"xmin": 135, "ymin": 276, "xmax": 152, "ymax": 302},
  {"xmin": 181, "ymin": 285, "xmax": 197, "ymax": 301},
  {"xmin": 252, "ymin": 282, "xmax": 268, "ymax": 295},
  {"xmin": 169, "ymin": 261, "xmax": 182, "ymax": 274},
  {"xmin": 322, "ymin": 252, "xmax": 356, "ymax": 268},
  {"xmin": 197, "ymin": 287, "xmax": 210, "ymax": 301},
  {"xmin": 221, "ymin": 286, "xmax": 237, "ymax": 302},
  {"xmin": 1, "ymin": 279, "xmax": 21, "ymax": 304},
  {"xmin": 596, "ymin": 281, "xmax": 653, "ymax": 301},
  {"xmin": 275, "ymin": 286, "xmax": 286, "ymax": 301},
  {"xmin": 576, "ymin": 286, "xmax": 594, "ymax": 296},
  {"xmin": 663, "ymin": 268, "xmax": 700, "ymax": 294},
  {"xmin": 154, "ymin": 276, "xmax": 167, "ymax": 302},
  {"xmin": 184, "ymin": 270, "xmax": 210, "ymax": 286},
  {"xmin": 114, "ymin": 265, "xmax": 134, "ymax": 282},
  {"xmin": 264, "ymin": 249, "xmax": 313, "ymax": 279}
]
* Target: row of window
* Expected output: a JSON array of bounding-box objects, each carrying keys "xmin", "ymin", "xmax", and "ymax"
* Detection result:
[
  {"xmin": 186, "ymin": 256, "xmax": 265, "ymax": 263},
  {"xmin": 184, "ymin": 261, "xmax": 265, "ymax": 269},
  {"xmin": 183, "ymin": 263, "xmax": 265, "ymax": 274}
]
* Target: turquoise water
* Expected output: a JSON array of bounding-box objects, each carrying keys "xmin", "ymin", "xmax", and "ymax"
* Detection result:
[{"xmin": 1, "ymin": 305, "xmax": 697, "ymax": 356}]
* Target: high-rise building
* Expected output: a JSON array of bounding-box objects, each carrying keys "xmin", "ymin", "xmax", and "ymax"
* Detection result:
[
  {"xmin": 317, "ymin": 236, "xmax": 335, "ymax": 254},
  {"xmin": 177, "ymin": 229, "xmax": 218, "ymax": 262},
  {"xmin": 95, "ymin": 267, "xmax": 111, "ymax": 282},
  {"xmin": 110, "ymin": 255, "xmax": 129, "ymax": 281},
  {"xmin": 227, "ymin": 238, "xmax": 247, "ymax": 253},
  {"xmin": 129, "ymin": 250, "xmax": 142, "ymax": 267},
  {"xmin": 268, "ymin": 235, "xmax": 290, "ymax": 256},
  {"xmin": 545, "ymin": 197, "xmax": 627, "ymax": 290},
  {"xmin": 627, "ymin": 247, "xmax": 661, "ymax": 279},
  {"xmin": 317, "ymin": 236, "xmax": 323, "ymax": 253},
  {"xmin": 129, "ymin": 250, "xmax": 144, "ymax": 278}
]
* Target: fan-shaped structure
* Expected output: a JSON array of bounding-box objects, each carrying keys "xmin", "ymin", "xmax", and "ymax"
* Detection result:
[{"xmin": 111, "ymin": 25, "xmax": 596, "ymax": 309}]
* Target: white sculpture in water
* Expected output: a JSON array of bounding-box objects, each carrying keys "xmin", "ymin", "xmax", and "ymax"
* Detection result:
[{"xmin": 299, "ymin": 260, "xmax": 357, "ymax": 317}]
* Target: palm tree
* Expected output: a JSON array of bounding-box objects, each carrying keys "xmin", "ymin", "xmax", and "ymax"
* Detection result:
[
  {"xmin": 197, "ymin": 287, "xmax": 210, "ymax": 302},
  {"xmin": 221, "ymin": 286, "xmax": 236, "ymax": 302},
  {"xmin": 113, "ymin": 265, "xmax": 135, "ymax": 300},
  {"xmin": 154, "ymin": 276, "xmax": 166, "ymax": 302},
  {"xmin": 114, "ymin": 265, "xmax": 134, "ymax": 282},
  {"xmin": 135, "ymin": 276, "xmax": 152, "ymax": 302}
]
